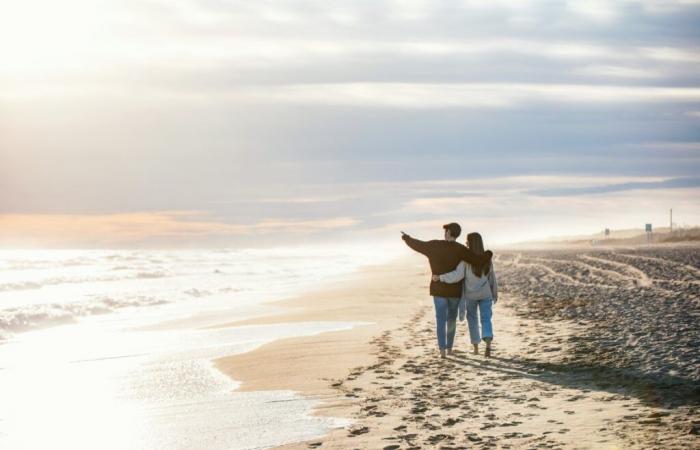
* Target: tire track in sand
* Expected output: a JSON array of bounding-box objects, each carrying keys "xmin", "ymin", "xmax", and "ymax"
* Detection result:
[{"xmin": 580, "ymin": 254, "xmax": 652, "ymax": 288}]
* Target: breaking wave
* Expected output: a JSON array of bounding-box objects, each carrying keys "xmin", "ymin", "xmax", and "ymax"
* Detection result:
[{"xmin": 0, "ymin": 295, "xmax": 169, "ymax": 339}]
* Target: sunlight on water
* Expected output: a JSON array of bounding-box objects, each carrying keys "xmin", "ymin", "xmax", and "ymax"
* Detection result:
[{"xmin": 0, "ymin": 244, "xmax": 395, "ymax": 449}]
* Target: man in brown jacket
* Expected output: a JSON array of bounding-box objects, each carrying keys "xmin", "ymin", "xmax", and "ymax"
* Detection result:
[{"xmin": 402, "ymin": 223, "xmax": 492, "ymax": 358}]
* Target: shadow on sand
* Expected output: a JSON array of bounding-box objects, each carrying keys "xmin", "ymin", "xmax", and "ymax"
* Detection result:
[{"xmin": 446, "ymin": 352, "xmax": 700, "ymax": 408}]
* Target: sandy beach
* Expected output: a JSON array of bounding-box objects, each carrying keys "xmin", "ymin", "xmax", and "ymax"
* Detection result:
[{"xmin": 215, "ymin": 246, "xmax": 700, "ymax": 449}]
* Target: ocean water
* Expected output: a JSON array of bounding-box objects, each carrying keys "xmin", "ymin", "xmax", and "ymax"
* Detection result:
[{"xmin": 0, "ymin": 244, "xmax": 397, "ymax": 449}]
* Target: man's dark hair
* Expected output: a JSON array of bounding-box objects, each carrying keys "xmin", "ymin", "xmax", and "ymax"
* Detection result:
[{"xmin": 443, "ymin": 222, "xmax": 461, "ymax": 239}]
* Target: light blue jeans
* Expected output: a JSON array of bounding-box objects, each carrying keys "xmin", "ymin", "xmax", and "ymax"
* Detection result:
[
  {"xmin": 466, "ymin": 297, "xmax": 494, "ymax": 345},
  {"xmin": 433, "ymin": 297, "xmax": 461, "ymax": 350}
]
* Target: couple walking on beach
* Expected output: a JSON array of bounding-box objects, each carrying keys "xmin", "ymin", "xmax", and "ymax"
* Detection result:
[{"xmin": 402, "ymin": 223, "xmax": 498, "ymax": 358}]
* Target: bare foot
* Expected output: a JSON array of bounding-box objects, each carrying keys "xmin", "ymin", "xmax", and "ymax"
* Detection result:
[
  {"xmin": 447, "ymin": 348, "xmax": 453, "ymax": 356},
  {"xmin": 485, "ymin": 345, "xmax": 491, "ymax": 358},
  {"xmin": 472, "ymin": 344, "xmax": 478, "ymax": 355},
  {"xmin": 440, "ymin": 349, "xmax": 446, "ymax": 359}
]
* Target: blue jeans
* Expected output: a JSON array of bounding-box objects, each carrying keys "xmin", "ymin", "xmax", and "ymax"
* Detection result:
[
  {"xmin": 433, "ymin": 297, "xmax": 460, "ymax": 350},
  {"xmin": 466, "ymin": 297, "xmax": 494, "ymax": 345}
]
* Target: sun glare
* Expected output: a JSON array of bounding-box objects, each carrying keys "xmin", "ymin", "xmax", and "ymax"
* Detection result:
[{"xmin": 0, "ymin": 1, "xmax": 108, "ymax": 76}]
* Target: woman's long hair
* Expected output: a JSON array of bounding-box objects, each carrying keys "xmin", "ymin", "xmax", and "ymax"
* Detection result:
[{"xmin": 466, "ymin": 232, "xmax": 490, "ymax": 277}]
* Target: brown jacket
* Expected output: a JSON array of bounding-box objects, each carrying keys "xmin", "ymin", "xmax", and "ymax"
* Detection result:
[{"xmin": 403, "ymin": 235, "xmax": 493, "ymax": 298}]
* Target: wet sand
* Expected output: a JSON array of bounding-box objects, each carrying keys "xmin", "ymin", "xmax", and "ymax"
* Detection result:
[{"xmin": 214, "ymin": 246, "xmax": 700, "ymax": 449}]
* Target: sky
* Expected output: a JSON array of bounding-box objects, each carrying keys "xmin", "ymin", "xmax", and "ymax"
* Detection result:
[{"xmin": 1, "ymin": 0, "xmax": 699, "ymax": 248}]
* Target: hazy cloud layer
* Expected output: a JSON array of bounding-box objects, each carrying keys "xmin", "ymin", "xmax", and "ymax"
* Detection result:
[
  {"xmin": 1, "ymin": 0, "xmax": 699, "ymax": 246},
  {"xmin": 529, "ymin": 176, "xmax": 700, "ymax": 196}
]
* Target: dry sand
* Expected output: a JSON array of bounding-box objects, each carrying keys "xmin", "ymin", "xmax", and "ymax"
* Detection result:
[{"xmin": 214, "ymin": 247, "xmax": 700, "ymax": 449}]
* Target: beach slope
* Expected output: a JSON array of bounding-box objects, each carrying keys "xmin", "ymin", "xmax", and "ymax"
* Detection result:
[{"xmin": 215, "ymin": 248, "xmax": 699, "ymax": 449}]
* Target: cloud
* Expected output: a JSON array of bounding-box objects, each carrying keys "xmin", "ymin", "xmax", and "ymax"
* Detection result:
[
  {"xmin": 379, "ymin": 176, "xmax": 700, "ymax": 245},
  {"xmin": 528, "ymin": 176, "xmax": 700, "ymax": 197},
  {"xmin": 1, "ymin": 174, "xmax": 698, "ymax": 248},
  {"xmin": 255, "ymin": 217, "xmax": 359, "ymax": 232},
  {"xmin": 240, "ymin": 83, "xmax": 700, "ymax": 109},
  {"xmin": 575, "ymin": 65, "xmax": 663, "ymax": 79},
  {"xmin": 8, "ymin": 81, "xmax": 700, "ymax": 109},
  {"xmin": 1, "ymin": 0, "xmax": 699, "ymax": 248},
  {"xmin": 0, "ymin": 211, "xmax": 359, "ymax": 248},
  {"xmin": 636, "ymin": 141, "xmax": 700, "ymax": 152}
]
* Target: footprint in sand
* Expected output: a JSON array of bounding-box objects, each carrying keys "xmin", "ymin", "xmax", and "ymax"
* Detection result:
[
  {"xmin": 347, "ymin": 426, "xmax": 369, "ymax": 437},
  {"xmin": 442, "ymin": 417, "xmax": 461, "ymax": 426},
  {"xmin": 426, "ymin": 433, "xmax": 451, "ymax": 444}
]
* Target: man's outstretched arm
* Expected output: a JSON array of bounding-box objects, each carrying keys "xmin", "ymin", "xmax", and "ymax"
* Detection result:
[{"xmin": 401, "ymin": 233, "xmax": 434, "ymax": 257}]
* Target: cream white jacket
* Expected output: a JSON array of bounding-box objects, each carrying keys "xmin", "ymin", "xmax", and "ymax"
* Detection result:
[{"xmin": 438, "ymin": 261, "xmax": 498, "ymax": 303}]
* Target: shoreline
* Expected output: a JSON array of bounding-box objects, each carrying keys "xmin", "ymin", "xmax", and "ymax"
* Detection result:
[
  {"xmin": 213, "ymin": 255, "xmax": 426, "ymax": 394},
  {"xmin": 212, "ymin": 256, "xmax": 429, "ymax": 448}
]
